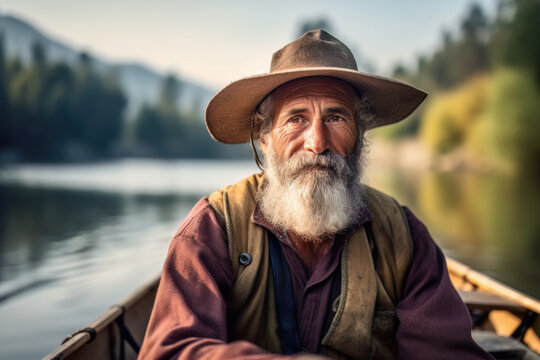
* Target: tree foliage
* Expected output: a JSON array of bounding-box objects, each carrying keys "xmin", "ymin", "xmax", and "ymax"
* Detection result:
[
  {"xmin": 0, "ymin": 40, "xmax": 126, "ymax": 161},
  {"xmin": 0, "ymin": 34, "xmax": 247, "ymax": 161},
  {"xmin": 297, "ymin": 18, "xmax": 333, "ymax": 37},
  {"xmin": 395, "ymin": 0, "xmax": 540, "ymax": 172},
  {"xmin": 0, "ymin": 33, "xmax": 10, "ymax": 148},
  {"xmin": 492, "ymin": 0, "xmax": 540, "ymax": 86},
  {"xmin": 133, "ymin": 74, "xmax": 229, "ymax": 158},
  {"xmin": 420, "ymin": 75, "xmax": 490, "ymax": 154},
  {"xmin": 401, "ymin": 0, "xmax": 539, "ymax": 94},
  {"xmin": 468, "ymin": 68, "xmax": 540, "ymax": 171},
  {"xmin": 405, "ymin": 3, "xmax": 491, "ymax": 92}
]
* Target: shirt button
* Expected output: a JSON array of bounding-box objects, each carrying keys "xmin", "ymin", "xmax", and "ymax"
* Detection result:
[{"xmin": 239, "ymin": 252, "xmax": 252, "ymax": 266}]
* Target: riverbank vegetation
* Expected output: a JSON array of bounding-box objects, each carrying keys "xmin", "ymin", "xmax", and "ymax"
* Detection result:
[
  {"xmin": 1, "ymin": 0, "xmax": 538, "ymax": 169},
  {"xmin": 376, "ymin": 0, "xmax": 540, "ymax": 174},
  {"xmin": 0, "ymin": 43, "xmax": 129, "ymax": 161},
  {"xmin": 0, "ymin": 38, "xmax": 247, "ymax": 162}
]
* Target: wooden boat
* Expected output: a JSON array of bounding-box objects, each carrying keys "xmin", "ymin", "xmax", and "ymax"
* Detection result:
[
  {"xmin": 447, "ymin": 258, "xmax": 540, "ymax": 359},
  {"xmin": 43, "ymin": 257, "xmax": 540, "ymax": 360}
]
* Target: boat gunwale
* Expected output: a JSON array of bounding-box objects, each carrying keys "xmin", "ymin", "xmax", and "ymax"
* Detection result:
[
  {"xmin": 42, "ymin": 274, "xmax": 160, "ymax": 360},
  {"xmin": 446, "ymin": 257, "xmax": 540, "ymax": 315}
]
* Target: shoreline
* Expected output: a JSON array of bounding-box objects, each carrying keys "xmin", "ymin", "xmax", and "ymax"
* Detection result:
[{"xmin": 367, "ymin": 136, "xmax": 500, "ymax": 174}]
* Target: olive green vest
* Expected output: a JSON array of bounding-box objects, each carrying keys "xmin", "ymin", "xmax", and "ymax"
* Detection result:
[{"xmin": 208, "ymin": 173, "xmax": 413, "ymax": 360}]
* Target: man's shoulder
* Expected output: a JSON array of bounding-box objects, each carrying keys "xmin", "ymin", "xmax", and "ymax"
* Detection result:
[
  {"xmin": 208, "ymin": 173, "xmax": 264, "ymax": 216},
  {"xmin": 173, "ymin": 173, "xmax": 265, "ymax": 240},
  {"xmin": 173, "ymin": 197, "xmax": 225, "ymax": 240},
  {"xmin": 364, "ymin": 185, "xmax": 400, "ymax": 206},
  {"xmin": 210, "ymin": 173, "xmax": 265, "ymax": 196},
  {"xmin": 363, "ymin": 187, "xmax": 433, "ymax": 247},
  {"xmin": 400, "ymin": 206, "xmax": 436, "ymax": 252},
  {"xmin": 363, "ymin": 185, "xmax": 406, "ymax": 224}
]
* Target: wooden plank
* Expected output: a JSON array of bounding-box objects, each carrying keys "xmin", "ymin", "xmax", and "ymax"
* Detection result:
[
  {"xmin": 447, "ymin": 258, "xmax": 540, "ymax": 315},
  {"xmin": 459, "ymin": 290, "xmax": 527, "ymax": 314}
]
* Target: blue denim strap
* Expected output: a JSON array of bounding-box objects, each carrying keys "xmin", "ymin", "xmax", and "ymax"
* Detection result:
[{"xmin": 267, "ymin": 232, "xmax": 303, "ymax": 354}]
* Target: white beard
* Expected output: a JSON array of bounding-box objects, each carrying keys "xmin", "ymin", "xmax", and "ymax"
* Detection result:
[{"xmin": 257, "ymin": 138, "xmax": 367, "ymax": 240}]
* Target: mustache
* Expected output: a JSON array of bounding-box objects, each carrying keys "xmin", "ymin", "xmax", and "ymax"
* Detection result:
[{"xmin": 285, "ymin": 152, "xmax": 349, "ymax": 178}]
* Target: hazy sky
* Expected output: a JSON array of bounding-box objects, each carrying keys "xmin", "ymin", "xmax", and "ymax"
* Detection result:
[{"xmin": 1, "ymin": 0, "xmax": 497, "ymax": 89}]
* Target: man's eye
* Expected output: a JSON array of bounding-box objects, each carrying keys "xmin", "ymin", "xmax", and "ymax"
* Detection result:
[
  {"xmin": 288, "ymin": 116, "xmax": 302, "ymax": 124},
  {"xmin": 327, "ymin": 115, "xmax": 344, "ymax": 122}
]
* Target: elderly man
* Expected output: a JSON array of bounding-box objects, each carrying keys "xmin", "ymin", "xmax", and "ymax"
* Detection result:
[{"xmin": 139, "ymin": 30, "xmax": 493, "ymax": 359}]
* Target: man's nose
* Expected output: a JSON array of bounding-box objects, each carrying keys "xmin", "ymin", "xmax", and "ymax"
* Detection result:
[{"xmin": 304, "ymin": 119, "xmax": 329, "ymax": 154}]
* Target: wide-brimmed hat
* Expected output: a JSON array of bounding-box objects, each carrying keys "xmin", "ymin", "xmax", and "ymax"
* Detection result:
[{"xmin": 206, "ymin": 29, "xmax": 427, "ymax": 144}]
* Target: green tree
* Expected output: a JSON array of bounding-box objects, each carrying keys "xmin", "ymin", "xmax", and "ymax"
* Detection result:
[
  {"xmin": 10, "ymin": 52, "xmax": 79, "ymax": 158},
  {"xmin": 71, "ymin": 60, "xmax": 126, "ymax": 155},
  {"xmin": 7, "ymin": 45, "xmax": 127, "ymax": 160},
  {"xmin": 134, "ymin": 73, "xmax": 225, "ymax": 158},
  {"xmin": 158, "ymin": 74, "xmax": 180, "ymax": 116},
  {"xmin": 31, "ymin": 41, "xmax": 47, "ymax": 70},
  {"xmin": 493, "ymin": 0, "xmax": 540, "ymax": 86},
  {"xmin": 9, "ymin": 42, "xmax": 49, "ymax": 158},
  {"xmin": 0, "ymin": 33, "xmax": 11, "ymax": 149},
  {"xmin": 415, "ymin": 4, "xmax": 490, "ymax": 91},
  {"xmin": 135, "ymin": 74, "xmax": 183, "ymax": 156},
  {"xmin": 42, "ymin": 63, "xmax": 75, "ymax": 150},
  {"xmin": 297, "ymin": 18, "xmax": 333, "ymax": 37},
  {"xmin": 135, "ymin": 105, "xmax": 166, "ymax": 152},
  {"xmin": 469, "ymin": 68, "xmax": 540, "ymax": 172},
  {"xmin": 457, "ymin": 4, "xmax": 490, "ymax": 78}
]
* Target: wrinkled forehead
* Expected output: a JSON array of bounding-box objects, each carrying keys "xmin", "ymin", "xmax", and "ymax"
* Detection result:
[{"xmin": 271, "ymin": 76, "xmax": 359, "ymax": 111}]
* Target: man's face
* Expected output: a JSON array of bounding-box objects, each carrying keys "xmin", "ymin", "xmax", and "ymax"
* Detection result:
[
  {"xmin": 257, "ymin": 77, "xmax": 367, "ymax": 238},
  {"xmin": 260, "ymin": 77, "xmax": 360, "ymax": 159}
]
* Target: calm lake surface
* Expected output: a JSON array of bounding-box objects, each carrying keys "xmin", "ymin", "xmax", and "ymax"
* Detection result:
[{"xmin": 0, "ymin": 158, "xmax": 539, "ymax": 359}]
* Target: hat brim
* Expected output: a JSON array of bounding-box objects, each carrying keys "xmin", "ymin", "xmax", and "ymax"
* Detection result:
[{"xmin": 205, "ymin": 67, "xmax": 427, "ymax": 144}]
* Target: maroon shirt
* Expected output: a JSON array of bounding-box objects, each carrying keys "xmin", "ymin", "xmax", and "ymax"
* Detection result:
[{"xmin": 139, "ymin": 197, "xmax": 493, "ymax": 360}]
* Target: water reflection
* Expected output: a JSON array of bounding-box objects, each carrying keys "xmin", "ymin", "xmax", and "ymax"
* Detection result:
[
  {"xmin": 370, "ymin": 169, "xmax": 540, "ymax": 298},
  {"xmin": 0, "ymin": 160, "xmax": 260, "ymax": 359},
  {"xmin": 0, "ymin": 186, "xmax": 118, "ymax": 280},
  {"xmin": 0, "ymin": 185, "xmax": 202, "ymax": 359}
]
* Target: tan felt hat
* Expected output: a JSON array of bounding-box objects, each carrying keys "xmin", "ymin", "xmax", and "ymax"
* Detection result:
[{"xmin": 205, "ymin": 29, "xmax": 427, "ymax": 144}]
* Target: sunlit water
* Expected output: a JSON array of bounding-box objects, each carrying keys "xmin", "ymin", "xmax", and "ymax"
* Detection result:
[{"xmin": 0, "ymin": 159, "xmax": 538, "ymax": 359}]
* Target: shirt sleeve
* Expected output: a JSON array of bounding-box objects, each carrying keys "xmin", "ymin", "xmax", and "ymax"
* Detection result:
[
  {"xmin": 138, "ymin": 197, "xmax": 299, "ymax": 360},
  {"xmin": 395, "ymin": 207, "xmax": 494, "ymax": 360}
]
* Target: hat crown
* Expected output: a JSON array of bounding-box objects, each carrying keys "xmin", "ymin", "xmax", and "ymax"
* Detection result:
[
  {"xmin": 206, "ymin": 29, "xmax": 427, "ymax": 144},
  {"xmin": 270, "ymin": 29, "xmax": 358, "ymax": 72}
]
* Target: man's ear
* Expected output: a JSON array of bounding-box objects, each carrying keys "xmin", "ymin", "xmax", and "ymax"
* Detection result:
[{"xmin": 258, "ymin": 137, "xmax": 267, "ymax": 154}]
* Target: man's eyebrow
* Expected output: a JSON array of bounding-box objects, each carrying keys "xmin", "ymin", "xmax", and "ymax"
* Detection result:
[
  {"xmin": 324, "ymin": 107, "xmax": 352, "ymax": 116},
  {"xmin": 283, "ymin": 107, "xmax": 308, "ymax": 117}
]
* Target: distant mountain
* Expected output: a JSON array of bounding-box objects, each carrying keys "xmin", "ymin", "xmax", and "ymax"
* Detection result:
[{"xmin": 0, "ymin": 14, "xmax": 215, "ymax": 118}]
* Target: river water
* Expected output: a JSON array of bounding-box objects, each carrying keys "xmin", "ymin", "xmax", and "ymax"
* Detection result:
[{"xmin": 0, "ymin": 159, "xmax": 538, "ymax": 359}]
